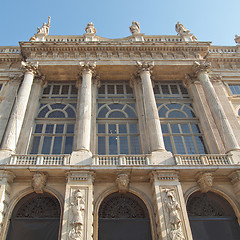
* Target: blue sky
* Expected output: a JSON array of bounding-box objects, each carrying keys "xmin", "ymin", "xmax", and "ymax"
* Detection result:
[{"xmin": 1, "ymin": 0, "xmax": 239, "ymax": 46}]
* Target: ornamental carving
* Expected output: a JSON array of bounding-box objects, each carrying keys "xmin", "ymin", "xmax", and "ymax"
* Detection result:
[
  {"xmin": 129, "ymin": 21, "xmax": 140, "ymax": 34},
  {"xmin": 164, "ymin": 189, "xmax": 185, "ymax": 240},
  {"xmin": 136, "ymin": 61, "xmax": 154, "ymax": 74},
  {"xmin": 116, "ymin": 173, "xmax": 130, "ymax": 194},
  {"xmin": 192, "ymin": 61, "xmax": 211, "ymax": 75},
  {"xmin": 235, "ymin": 34, "xmax": 240, "ymax": 44},
  {"xmin": 79, "ymin": 61, "xmax": 96, "ymax": 75},
  {"xmin": 21, "ymin": 61, "xmax": 39, "ymax": 75},
  {"xmin": 229, "ymin": 170, "xmax": 240, "ymax": 201},
  {"xmin": 32, "ymin": 172, "xmax": 48, "ymax": 194},
  {"xmin": 69, "ymin": 189, "xmax": 85, "ymax": 240},
  {"xmin": 85, "ymin": 22, "xmax": 96, "ymax": 34},
  {"xmin": 175, "ymin": 22, "xmax": 197, "ymax": 41},
  {"xmin": 29, "ymin": 17, "xmax": 51, "ymax": 41},
  {"xmin": 197, "ymin": 172, "xmax": 213, "ymax": 193}
]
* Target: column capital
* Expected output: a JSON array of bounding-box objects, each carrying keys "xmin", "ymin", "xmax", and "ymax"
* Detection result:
[
  {"xmin": 79, "ymin": 61, "xmax": 96, "ymax": 75},
  {"xmin": 192, "ymin": 61, "xmax": 211, "ymax": 75},
  {"xmin": 183, "ymin": 74, "xmax": 199, "ymax": 88},
  {"xmin": 21, "ymin": 61, "xmax": 39, "ymax": 75},
  {"xmin": 8, "ymin": 72, "xmax": 24, "ymax": 82},
  {"xmin": 136, "ymin": 61, "xmax": 154, "ymax": 74},
  {"xmin": 34, "ymin": 74, "xmax": 47, "ymax": 87},
  {"xmin": 130, "ymin": 74, "xmax": 141, "ymax": 88}
]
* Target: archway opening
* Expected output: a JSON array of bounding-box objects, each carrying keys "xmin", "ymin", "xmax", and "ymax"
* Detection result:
[
  {"xmin": 6, "ymin": 192, "xmax": 61, "ymax": 240},
  {"xmin": 187, "ymin": 191, "xmax": 240, "ymax": 240},
  {"xmin": 98, "ymin": 192, "xmax": 152, "ymax": 240}
]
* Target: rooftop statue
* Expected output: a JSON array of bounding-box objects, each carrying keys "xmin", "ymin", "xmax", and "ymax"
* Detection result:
[
  {"xmin": 37, "ymin": 16, "xmax": 51, "ymax": 35},
  {"xmin": 235, "ymin": 34, "xmax": 240, "ymax": 44},
  {"xmin": 175, "ymin": 21, "xmax": 197, "ymax": 41},
  {"xmin": 30, "ymin": 17, "xmax": 51, "ymax": 41},
  {"xmin": 85, "ymin": 22, "xmax": 97, "ymax": 34},
  {"xmin": 129, "ymin": 21, "xmax": 140, "ymax": 34}
]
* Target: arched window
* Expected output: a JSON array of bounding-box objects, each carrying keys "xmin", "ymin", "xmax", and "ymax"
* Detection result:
[
  {"xmin": 97, "ymin": 82, "xmax": 141, "ymax": 155},
  {"xmin": 98, "ymin": 192, "xmax": 152, "ymax": 240},
  {"xmin": 6, "ymin": 192, "xmax": 61, "ymax": 240},
  {"xmin": 154, "ymin": 82, "xmax": 207, "ymax": 155},
  {"xmin": 29, "ymin": 83, "xmax": 77, "ymax": 154},
  {"xmin": 187, "ymin": 191, "xmax": 240, "ymax": 240}
]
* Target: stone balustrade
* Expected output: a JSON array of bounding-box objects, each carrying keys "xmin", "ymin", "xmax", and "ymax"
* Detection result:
[
  {"xmin": 175, "ymin": 154, "xmax": 234, "ymax": 165},
  {"xmin": 0, "ymin": 47, "xmax": 21, "ymax": 53},
  {"xmin": 209, "ymin": 46, "xmax": 237, "ymax": 54}
]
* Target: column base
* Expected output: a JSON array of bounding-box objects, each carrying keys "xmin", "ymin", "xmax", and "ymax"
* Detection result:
[
  {"xmin": 70, "ymin": 150, "xmax": 93, "ymax": 165},
  {"xmin": 151, "ymin": 150, "xmax": 174, "ymax": 165},
  {"xmin": 0, "ymin": 150, "xmax": 12, "ymax": 164}
]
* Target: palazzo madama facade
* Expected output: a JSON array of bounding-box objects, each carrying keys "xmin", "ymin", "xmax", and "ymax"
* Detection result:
[{"xmin": 0, "ymin": 19, "xmax": 240, "ymax": 240}]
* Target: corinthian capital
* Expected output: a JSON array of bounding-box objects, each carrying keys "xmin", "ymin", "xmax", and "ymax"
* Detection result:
[
  {"xmin": 192, "ymin": 61, "xmax": 211, "ymax": 75},
  {"xmin": 79, "ymin": 61, "xmax": 96, "ymax": 75},
  {"xmin": 136, "ymin": 61, "xmax": 154, "ymax": 74},
  {"xmin": 21, "ymin": 61, "xmax": 39, "ymax": 75}
]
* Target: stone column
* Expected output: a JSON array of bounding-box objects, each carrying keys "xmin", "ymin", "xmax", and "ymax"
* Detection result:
[
  {"xmin": 0, "ymin": 75, "xmax": 21, "ymax": 145},
  {"xmin": 0, "ymin": 170, "xmax": 15, "ymax": 238},
  {"xmin": 75, "ymin": 62, "xmax": 96, "ymax": 152},
  {"xmin": 193, "ymin": 61, "xmax": 240, "ymax": 153},
  {"xmin": 1, "ymin": 61, "xmax": 38, "ymax": 152},
  {"xmin": 136, "ymin": 61, "xmax": 165, "ymax": 152},
  {"xmin": 61, "ymin": 171, "xmax": 95, "ymax": 240},
  {"xmin": 130, "ymin": 76, "xmax": 150, "ymax": 154},
  {"xmin": 151, "ymin": 171, "xmax": 193, "ymax": 240}
]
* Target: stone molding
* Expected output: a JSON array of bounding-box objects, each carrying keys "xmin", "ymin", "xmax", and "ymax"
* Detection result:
[
  {"xmin": 151, "ymin": 171, "xmax": 179, "ymax": 182},
  {"xmin": 196, "ymin": 172, "xmax": 213, "ymax": 193},
  {"xmin": 66, "ymin": 171, "xmax": 95, "ymax": 183}
]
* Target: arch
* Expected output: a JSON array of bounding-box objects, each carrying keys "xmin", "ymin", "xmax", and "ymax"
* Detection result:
[
  {"xmin": 6, "ymin": 191, "xmax": 61, "ymax": 240},
  {"xmin": 2, "ymin": 187, "xmax": 64, "ymax": 240},
  {"xmin": 186, "ymin": 190, "xmax": 240, "ymax": 240},
  {"xmin": 96, "ymin": 189, "xmax": 153, "ymax": 240}
]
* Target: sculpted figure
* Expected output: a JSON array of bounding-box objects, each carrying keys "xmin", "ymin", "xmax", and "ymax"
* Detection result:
[
  {"xmin": 70, "ymin": 190, "xmax": 85, "ymax": 239},
  {"xmin": 85, "ymin": 22, "xmax": 96, "ymax": 34},
  {"xmin": 197, "ymin": 172, "xmax": 213, "ymax": 193},
  {"xmin": 37, "ymin": 16, "xmax": 51, "ymax": 35},
  {"xmin": 175, "ymin": 22, "xmax": 190, "ymax": 35},
  {"xmin": 32, "ymin": 172, "xmax": 48, "ymax": 193},
  {"xmin": 116, "ymin": 173, "xmax": 129, "ymax": 193},
  {"xmin": 165, "ymin": 189, "xmax": 185, "ymax": 240},
  {"xmin": 129, "ymin": 21, "xmax": 140, "ymax": 34}
]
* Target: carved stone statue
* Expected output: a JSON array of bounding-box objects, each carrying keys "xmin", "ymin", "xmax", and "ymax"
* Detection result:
[
  {"xmin": 129, "ymin": 21, "xmax": 140, "ymax": 34},
  {"xmin": 165, "ymin": 189, "xmax": 185, "ymax": 240},
  {"xmin": 235, "ymin": 34, "xmax": 240, "ymax": 44},
  {"xmin": 70, "ymin": 190, "xmax": 85, "ymax": 240},
  {"xmin": 116, "ymin": 173, "xmax": 129, "ymax": 193},
  {"xmin": 30, "ymin": 17, "xmax": 51, "ymax": 41},
  {"xmin": 197, "ymin": 172, "xmax": 213, "ymax": 193},
  {"xmin": 175, "ymin": 21, "xmax": 197, "ymax": 42},
  {"xmin": 32, "ymin": 172, "xmax": 48, "ymax": 193},
  {"xmin": 85, "ymin": 22, "xmax": 96, "ymax": 34}
]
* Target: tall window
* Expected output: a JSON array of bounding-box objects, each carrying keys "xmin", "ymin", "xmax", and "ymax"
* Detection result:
[
  {"xmin": 97, "ymin": 82, "xmax": 141, "ymax": 155},
  {"xmin": 29, "ymin": 83, "xmax": 77, "ymax": 154},
  {"xmin": 228, "ymin": 84, "xmax": 240, "ymax": 95},
  {"xmin": 154, "ymin": 82, "xmax": 207, "ymax": 154}
]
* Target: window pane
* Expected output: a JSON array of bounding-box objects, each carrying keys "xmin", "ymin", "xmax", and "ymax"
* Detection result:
[
  {"xmin": 52, "ymin": 137, "xmax": 63, "ymax": 154},
  {"xmin": 61, "ymin": 85, "xmax": 69, "ymax": 94},
  {"xmin": 170, "ymin": 124, "xmax": 180, "ymax": 133},
  {"xmin": 109, "ymin": 103, "xmax": 123, "ymax": 110},
  {"xmin": 35, "ymin": 124, "xmax": 43, "ymax": 133},
  {"xmin": 56, "ymin": 124, "xmax": 64, "ymax": 133},
  {"xmin": 109, "ymin": 137, "xmax": 118, "ymax": 154},
  {"xmin": 71, "ymin": 85, "xmax": 78, "ymax": 94},
  {"xmin": 168, "ymin": 111, "xmax": 186, "ymax": 118},
  {"xmin": 184, "ymin": 136, "xmax": 196, "ymax": 154},
  {"xmin": 180, "ymin": 85, "xmax": 188, "ymax": 94},
  {"xmin": 129, "ymin": 124, "xmax": 138, "ymax": 134},
  {"xmin": 108, "ymin": 111, "xmax": 126, "ymax": 118},
  {"xmin": 65, "ymin": 107, "xmax": 75, "ymax": 118},
  {"xmin": 161, "ymin": 85, "xmax": 170, "ymax": 94},
  {"xmin": 98, "ymin": 124, "xmax": 105, "ymax": 133},
  {"xmin": 161, "ymin": 124, "xmax": 169, "ymax": 133},
  {"xmin": 117, "ymin": 85, "xmax": 124, "ymax": 94},
  {"xmin": 64, "ymin": 136, "xmax": 73, "ymax": 154},
  {"xmin": 52, "ymin": 85, "xmax": 60, "ymax": 94},
  {"xmin": 183, "ymin": 106, "xmax": 195, "ymax": 117},
  {"xmin": 38, "ymin": 106, "xmax": 49, "ymax": 117},
  {"xmin": 67, "ymin": 124, "xmax": 74, "ymax": 133},
  {"xmin": 42, "ymin": 137, "xmax": 52, "ymax": 154},
  {"xmin": 51, "ymin": 103, "xmax": 65, "ymax": 109},
  {"xmin": 125, "ymin": 106, "xmax": 136, "ymax": 118},
  {"xmin": 98, "ymin": 137, "xmax": 106, "ymax": 155},
  {"xmin": 98, "ymin": 85, "xmax": 105, "ymax": 94},
  {"xmin": 229, "ymin": 85, "xmax": 240, "ymax": 94},
  {"xmin": 48, "ymin": 111, "xmax": 65, "ymax": 118},
  {"xmin": 98, "ymin": 106, "xmax": 108, "ymax": 118},
  {"xmin": 43, "ymin": 85, "xmax": 51, "ymax": 94},
  {"xmin": 154, "ymin": 86, "xmax": 160, "ymax": 94},
  {"xmin": 130, "ymin": 136, "xmax": 140, "ymax": 154},
  {"xmin": 173, "ymin": 136, "xmax": 185, "ymax": 154},
  {"xmin": 107, "ymin": 85, "xmax": 114, "ymax": 94},
  {"xmin": 119, "ymin": 124, "xmax": 127, "ymax": 133},
  {"xmin": 109, "ymin": 124, "xmax": 117, "ymax": 134},
  {"xmin": 170, "ymin": 85, "xmax": 179, "ymax": 94},
  {"xmin": 181, "ymin": 124, "xmax": 190, "ymax": 133},
  {"xmin": 120, "ymin": 136, "xmax": 128, "ymax": 154},
  {"xmin": 191, "ymin": 124, "xmax": 201, "ymax": 133},
  {"xmin": 126, "ymin": 85, "xmax": 133, "ymax": 94},
  {"xmin": 45, "ymin": 124, "xmax": 54, "ymax": 133},
  {"xmin": 163, "ymin": 136, "xmax": 173, "ymax": 153},
  {"xmin": 30, "ymin": 137, "xmax": 40, "ymax": 154},
  {"xmin": 167, "ymin": 103, "xmax": 182, "ymax": 109},
  {"xmin": 195, "ymin": 136, "xmax": 207, "ymax": 154}
]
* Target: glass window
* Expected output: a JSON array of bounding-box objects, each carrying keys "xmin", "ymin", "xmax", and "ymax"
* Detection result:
[
  {"xmin": 229, "ymin": 84, "xmax": 240, "ymax": 95},
  {"xmin": 155, "ymin": 82, "xmax": 207, "ymax": 155}
]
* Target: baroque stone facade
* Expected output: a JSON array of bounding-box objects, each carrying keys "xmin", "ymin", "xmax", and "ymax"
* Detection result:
[{"xmin": 0, "ymin": 20, "xmax": 240, "ymax": 239}]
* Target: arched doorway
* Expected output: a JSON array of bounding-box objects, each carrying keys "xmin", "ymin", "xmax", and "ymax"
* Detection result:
[
  {"xmin": 187, "ymin": 191, "xmax": 240, "ymax": 240},
  {"xmin": 98, "ymin": 192, "xmax": 152, "ymax": 240},
  {"xmin": 6, "ymin": 192, "xmax": 61, "ymax": 240}
]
